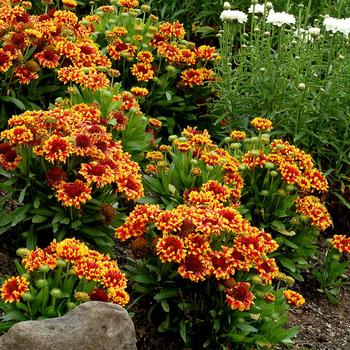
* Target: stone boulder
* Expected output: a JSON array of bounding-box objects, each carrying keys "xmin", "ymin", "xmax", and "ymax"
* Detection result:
[{"xmin": 0, "ymin": 301, "xmax": 137, "ymax": 350}]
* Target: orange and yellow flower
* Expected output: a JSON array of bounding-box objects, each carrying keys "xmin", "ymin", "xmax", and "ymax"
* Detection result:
[{"xmin": 1, "ymin": 276, "xmax": 29, "ymax": 303}]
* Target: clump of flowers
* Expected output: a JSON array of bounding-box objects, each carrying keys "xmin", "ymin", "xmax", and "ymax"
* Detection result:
[
  {"xmin": 0, "ymin": 238, "xmax": 128, "ymax": 330},
  {"xmin": 0, "ymin": 103, "xmax": 143, "ymax": 250},
  {"xmin": 117, "ymin": 177, "xmax": 302, "ymax": 347},
  {"xmin": 283, "ymin": 290, "xmax": 305, "ymax": 307},
  {"xmin": 142, "ymin": 119, "xmax": 331, "ymax": 282},
  {"xmin": 331, "ymin": 234, "xmax": 350, "ymax": 254}
]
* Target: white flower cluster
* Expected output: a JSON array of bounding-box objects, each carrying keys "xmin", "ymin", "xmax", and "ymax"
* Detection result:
[
  {"xmin": 323, "ymin": 16, "xmax": 350, "ymax": 35},
  {"xmin": 220, "ymin": 10, "xmax": 248, "ymax": 23},
  {"xmin": 266, "ymin": 10, "xmax": 296, "ymax": 27},
  {"xmin": 248, "ymin": 4, "xmax": 271, "ymax": 15},
  {"xmin": 295, "ymin": 27, "xmax": 321, "ymax": 42}
]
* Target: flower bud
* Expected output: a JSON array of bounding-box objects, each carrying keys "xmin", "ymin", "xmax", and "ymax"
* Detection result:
[
  {"xmin": 217, "ymin": 283, "xmax": 225, "ymax": 292},
  {"xmin": 298, "ymin": 83, "xmax": 306, "ymax": 91},
  {"xmin": 57, "ymin": 259, "xmax": 67, "ymax": 268},
  {"xmin": 67, "ymin": 302, "xmax": 76, "ymax": 309},
  {"xmin": 141, "ymin": 4, "xmax": 150, "ymax": 12},
  {"xmin": 286, "ymin": 184, "xmax": 295, "ymax": 192},
  {"xmin": 165, "ymin": 65, "xmax": 176, "ymax": 73},
  {"xmin": 21, "ymin": 273, "xmax": 31, "ymax": 280},
  {"xmin": 36, "ymin": 279, "xmax": 48, "ymax": 289},
  {"xmin": 325, "ymin": 238, "xmax": 333, "ymax": 247},
  {"xmin": 264, "ymin": 162, "xmax": 275, "ymax": 170},
  {"xmin": 260, "ymin": 190, "xmax": 270, "ymax": 196},
  {"xmin": 332, "ymin": 254, "xmax": 341, "ymax": 261},
  {"xmin": 252, "ymin": 275, "xmax": 263, "ymax": 284},
  {"xmin": 290, "ymin": 217, "xmax": 299, "ymax": 225},
  {"xmin": 270, "ymin": 170, "xmax": 279, "ymax": 177},
  {"xmin": 39, "ymin": 265, "xmax": 50, "ymax": 273},
  {"xmin": 266, "ymin": 2, "xmax": 273, "ymax": 10},
  {"xmin": 286, "ymin": 276, "xmax": 295, "ymax": 286},
  {"xmin": 264, "ymin": 31, "xmax": 271, "ymax": 37},
  {"xmin": 149, "ymin": 14, "xmax": 158, "ymax": 22},
  {"xmin": 16, "ymin": 248, "xmax": 29, "ymax": 257},
  {"xmin": 238, "ymin": 164, "xmax": 246, "ymax": 171},
  {"xmin": 190, "ymin": 159, "xmax": 198, "ymax": 165},
  {"xmin": 230, "ymin": 143, "xmax": 241, "ymax": 150},
  {"xmin": 178, "ymin": 137, "xmax": 188, "ymax": 142},
  {"xmin": 168, "ymin": 135, "xmax": 178, "ymax": 142},
  {"xmin": 50, "ymin": 288, "xmax": 63, "ymax": 298},
  {"xmin": 22, "ymin": 292, "xmax": 34, "ymax": 302},
  {"xmin": 251, "ymin": 0, "xmax": 258, "ymax": 4},
  {"xmin": 277, "ymin": 189, "xmax": 287, "ymax": 197},
  {"xmin": 207, "ymin": 165, "xmax": 214, "ymax": 171},
  {"xmin": 224, "ymin": 136, "xmax": 232, "ymax": 143},
  {"xmin": 223, "ymin": 1, "xmax": 231, "ymax": 10}
]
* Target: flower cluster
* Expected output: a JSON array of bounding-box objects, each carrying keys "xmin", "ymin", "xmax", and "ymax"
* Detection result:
[
  {"xmin": 323, "ymin": 16, "xmax": 350, "ymax": 35},
  {"xmin": 1, "ymin": 238, "xmax": 129, "ymax": 306},
  {"xmin": 0, "ymin": 1, "xmax": 111, "ymax": 90},
  {"xmin": 295, "ymin": 196, "xmax": 332, "ymax": 231},
  {"xmin": 101, "ymin": 10, "xmax": 217, "ymax": 89},
  {"xmin": 282, "ymin": 289, "xmax": 305, "ymax": 308},
  {"xmin": 220, "ymin": 10, "xmax": 248, "ymax": 23},
  {"xmin": 116, "ymin": 179, "xmax": 280, "ymax": 311},
  {"xmin": 266, "ymin": 10, "xmax": 296, "ymax": 27},
  {"xmin": 331, "ymin": 235, "xmax": 350, "ymax": 254},
  {"xmin": 0, "ymin": 103, "xmax": 143, "ymax": 208}
]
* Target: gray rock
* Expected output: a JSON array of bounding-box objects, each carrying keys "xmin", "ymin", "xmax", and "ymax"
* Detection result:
[{"xmin": 0, "ymin": 301, "xmax": 137, "ymax": 350}]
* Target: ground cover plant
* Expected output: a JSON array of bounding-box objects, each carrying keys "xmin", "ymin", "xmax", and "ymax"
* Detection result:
[{"xmin": 0, "ymin": 0, "xmax": 349, "ymax": 349}]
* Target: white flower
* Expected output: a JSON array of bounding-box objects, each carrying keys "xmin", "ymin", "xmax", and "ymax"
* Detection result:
[
  {"xmin": 266, "ymin": 10, "xmax": 296, "ymax": 27},
  {"xmin": 248, "ymin": 4, "xmax": 271, "ymax": 15},
  {"xmin": 323, "ymin": 16, "xmax": 350, "ymax": 35},
  {"xmin": 308, "ymin": 27, "xmax": 321, "ymax": 38},
  {"xmin": 220, "ymin": 10, "xmax": 248, "ymax": 23}
]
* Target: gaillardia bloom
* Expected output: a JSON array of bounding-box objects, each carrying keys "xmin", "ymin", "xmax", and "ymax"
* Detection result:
[
  {"xmin": 1, "ymin": 276, "xmax": 29, "ymax": 303},
  {"xmin": 225, "ymin": 282, "xmax": 254, "ymax": 311},
  {"xmin": 56, "ymin": 180, "xmax": 92, "ymax": 208}
]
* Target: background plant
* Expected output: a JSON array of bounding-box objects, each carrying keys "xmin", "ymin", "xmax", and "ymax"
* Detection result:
[
  {"xmin": 0, "ymin": 238, "xmax": 129, "ymax": 331},
  {"xmin": 312, "ymin": 235, "xmax": 350, "ymax": 304},
  {"xmin": 212, "ymin": 2, "xmax": 350, "ymax": 231}
]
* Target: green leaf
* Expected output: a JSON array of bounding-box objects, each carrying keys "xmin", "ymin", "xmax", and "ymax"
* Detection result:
[
  {"xmin": 132, "ymin": 275, "xmax": 156, "ymax": 285},
  {"xmin": 0, "ymin": 96, "xmax": 26, "ymax": 110},
  {"xmin": 180, "ymin": 319, "xmax": 186, "ymax": 343},
  {"xmin": 33, "ymin": 197, "xmax": 41, "ymax": 209},
  {"xmin": 2, "ymin": 311, "xmax": 28, "ymax": 322},
  {"xmin": 26, "ymin": 230, "xmax": 37, "ymax": 250},
  {"xmin": 0, "ymin": 205, "xmax": 30, "ymax": 227},
  {"xmin": 238, "ymin": 324, "xmax": 258, "ymax": 333},
  {"xmin": 278, "ymin": 256, "xmax": 296, "ymax": 272},
  {"xmin": 32, "ymin": 215, "xmax": 47, "ymax": 224},
  {"xmin": 154, "ymin": 288, "xmax": 178, "ymax": 300},
  {"xmin": 161, "ymin": 300, "xmax": 170, "ymax": 313},
  {"xmin": 18, "ymin": 187, "xmax": 27, "ymax": 204}
]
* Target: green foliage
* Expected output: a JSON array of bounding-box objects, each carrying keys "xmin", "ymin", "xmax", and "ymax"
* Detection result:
[
  {"xmin": 212, "ymin": 4, "xmax": 350, "ymax": 219},
  {"xmin": 312, "ymin": 247, "xmax": 349, "ymax": 304},
  {"xmin": 125, "ymin": 256, "xmax": 298, "ymax": 349},
  {"xmin": 0, "ymin": 261, "xmax": 96, "ymax": 331}
]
